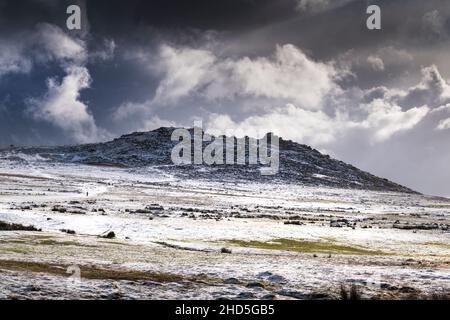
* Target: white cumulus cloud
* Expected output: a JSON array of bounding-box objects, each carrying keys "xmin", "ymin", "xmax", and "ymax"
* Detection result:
[
  {"xmin": 151, "ymin": 44, "xmax": 337, "ymax": 109},
  {"xmin": 34, "ymin": 23, "xmax": 87, "ymax": 63},
  {"xmin": 27, "ymin": 66, "xmax": 101, "ymax": 143}
]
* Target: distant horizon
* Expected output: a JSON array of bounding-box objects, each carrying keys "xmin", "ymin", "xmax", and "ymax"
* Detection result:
[{"xmin": 0, "ymin": 125, "xmax": 436, "ymax": 197}]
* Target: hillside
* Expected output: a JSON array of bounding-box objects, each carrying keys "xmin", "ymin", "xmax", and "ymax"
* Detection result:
[{"xmin": 0, "ymin": 127, "xmax": 417, "ymax": 193}]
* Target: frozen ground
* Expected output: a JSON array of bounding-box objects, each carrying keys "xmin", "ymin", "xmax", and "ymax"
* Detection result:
[{"xmin": 0, "ymin": 158, "xmax": 448, "ymax": 300}]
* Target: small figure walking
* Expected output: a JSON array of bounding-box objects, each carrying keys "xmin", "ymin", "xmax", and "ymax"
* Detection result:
[{"xmin": 86, "ymin": 192, "xmax": 89, "ymax": 197}]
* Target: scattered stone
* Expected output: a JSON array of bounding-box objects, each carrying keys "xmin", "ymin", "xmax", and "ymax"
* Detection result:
[
  {"xmin": 237, "ymin": 292, "xmax": 255, "ymax": 299},
  {"xmin": 261, "ymin": 294, "xmax": 276, "ymax": 300},
  {"xmin": 52, "ymin": 206, "xmax": 67, "ymax": 213},
  {"xmin": 67, "ymin": 210, "xmax": 86, "ymax": 215},
  {"xmin": 380, "ymin": 283, "xmax": 398, "ymax": 291},
  {"xmin": 284, "ymin": 220, "xmax": 303, "ymax": 226},
  {"xmin": 224, "ymin": 278, "xmax": 241, "ymax": 285},
  {"xmin": 393, "ymin": 223, "xmax": 440, "ymax": 230},
  {"xmin": 257, "ymin": 271, "xmax": 287, "ymax": 284},
  {"xmin": 399, "ymin": 286, "xmax": 417, "ymax": 293},
  {"xmin": 330, "ymin": 221, "xmax": 343, "ymax": 228},
  {"xmin": 310, "ymin": 293, "xmax": 330, "ymax": 299},
  {"xmin": 267, "ymin": 274, "xmax": 287, "ymax": 284},
  {"xmin": 246, "ymin": 282, "xmax": 265, "ymax": 289},
  {"xmin": 60, "ymin": 229, "xmax": 76, "ymax": 235},
  {"xmin": 102, "ymin": 231, "xmax": 116, "ymax": 239},
  {"xmin": 277, "ymin": 289, "xmax": 308, "ymax": 299},
  {"xmin": 24, "ymin": 285, "xmax": 40, "ymax": 292},
  {"xmin": 221, "ymin": 247, "xmax": 232, "ymax": 254},
  {"xmin": 143, "ymin": 281, "xmax": 162, "ymax": 287}
]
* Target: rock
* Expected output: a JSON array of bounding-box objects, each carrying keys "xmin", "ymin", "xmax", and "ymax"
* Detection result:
[
  {"xmin": 237, "ymin": 292, "xmax": 255, "ymax": 299},
  {"xmin": 24, "ymin": 285, "xmax": 40, "ymax": 292},
  {"xmin": 330, "ymin": 221, "xmax": 343, "ymax": 228},
  {"xmin": 261, "ymin": 294, "xmax": 276, "ymax": 300},
  {"xmin": 257, "ymin": 271, "xmax": 273, "ymax": 277},
  {"xmin": 310, "ymin": 293, "xmax": 330, "ymax": 299},
  {"xmin": 284, "ymin": 221, "xmax": 303, "ymax": 226},
  {"xmin": 267, "ymin": 274, "xmax": 287, "ymax": 284},
  {"xmin": 143, "ymin": 281, "xmax": 162, "ymax": 287},
  {"xmin": 60, "ymin": 229, "xmax": 76, "ymax": 235},
  {"xmin": 277, "ymin": 289, "xmax": 330, "ymax": 300},
  {"xmin": 380, "ymin": 283, "xmax": 398, "ymax": 291},
  {"xmin": 107, "ymin": 292, "xmax": 122, "ymax": 300},
  {"xmin": 246, "ymin": 282, "xmax": 265, "ymax": 289},
  {"xmin": 277, "ymin": 289, "xmax": 307, "ymax": 299},
  {"xmin": 393, "ymin": 223, "xmax": 440, "ymax": 230},
  {"xmin": 220, "ymin": 247, "xmax": 232, "ymax": 254},
  {"xmin": 102, "ymin": 231, "xmax": 116, "ymax": 239},
  {"xmin": 399, "ymin": 286, "xmax": 417, "ymax": 293},
  {"xmin": 52, "ymin": 206, "xmax": 67, "ymax": 213},
  {"xmin": 224, "ymin": 278, "xmax": 241, "ymax": 285},
  {"xmin": 257, "ymin": 271, "xmax": 287, "ymax": 284}
]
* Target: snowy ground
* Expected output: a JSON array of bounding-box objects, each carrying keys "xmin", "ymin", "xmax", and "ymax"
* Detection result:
[{"xmin": 0, "ymin": 157, "xmax": 449, "ymax": 300}]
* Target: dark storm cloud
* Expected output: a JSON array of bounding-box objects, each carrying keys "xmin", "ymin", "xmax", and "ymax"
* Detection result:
[
  {"xmin": 88, "ymin": 0, "xmax": 298, "ymax": 32},
  {"xmin": 0, "ymin": 0, "xmax": 76, "ymax": 32}
]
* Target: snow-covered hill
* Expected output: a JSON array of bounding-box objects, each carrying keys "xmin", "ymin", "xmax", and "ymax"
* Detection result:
[{"xmin": 0, "ymin": 127, "xmax": 416, "ymax": 193}]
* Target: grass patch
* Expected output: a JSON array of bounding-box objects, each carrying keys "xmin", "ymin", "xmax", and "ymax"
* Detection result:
[
  {"xmin": 226, "ymin": 238, "xmax": 389, "ymax": 256},
  {"xmin": 0, "ymin": 173, "xmax": 53, "ymax": 180},
  {"xmin": 36, "ymin": 239, "xmax": 96, "ymax": 247},
  {"xmin": 0, "ymin": 260, "xmax": 183, "ymax": 283},
  {"xmin": 0, "ymin": 235, "xmax": 53, "ymax": 245},
  {"xmin": 0, "ymin": 260, "xmax": 67, "ymax": 276},
  {"xmin": 98, "ymin": 240, "xmax": 133, "ymax": 246},
  {"xmin": 320, "ymin": 236, "xmax": 338, "ymax": 242},
  {"xmin": 1, "ymin": 248, "xmax": 29, "ymax": 254},
  {"xmin": 81, "ymin": 267, "xmax": 183, "ymax": 283},
  {"xmin": 425, "ymin": 242, "xmax": 450, "ymax": 250},
  {"xmin": 0, "ymin": 238, "xmax": 96, "ymax": 247}
]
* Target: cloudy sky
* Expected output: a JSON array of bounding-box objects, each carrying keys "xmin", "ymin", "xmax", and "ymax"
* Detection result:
[{"xmin": 1, "ymin": 0, "xmax": 450, "ymax": 196}]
